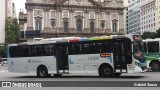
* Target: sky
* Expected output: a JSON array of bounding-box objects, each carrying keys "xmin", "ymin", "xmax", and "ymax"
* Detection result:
[{"xmin": 13, "ymin": 0, "xmax": 26, "ymax": 18}]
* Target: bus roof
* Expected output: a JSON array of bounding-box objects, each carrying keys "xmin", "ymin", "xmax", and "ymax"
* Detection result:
[
  {"xmin": 143, "ymin": 38, "xmax": 160, "ymax": 42},
  {"xmin": 8, "ymin": 40, "xmax": 58, "ymax": 47},
  {"xmin": 8, "ymin": 34, "xmax": 139, "ymax": 47}
]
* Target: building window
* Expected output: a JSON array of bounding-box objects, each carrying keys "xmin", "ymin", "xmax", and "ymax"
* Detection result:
[
  {"xmin": 50, "ymin": 18, "xmax": 56, "ymax": 30},
  {"xmin": 75, "ymin": 0, "xmax": 82, "ymax": 4},
  {"xmin": 63, "ymin": 18, "xmax": 69, "ymax": 33},
  {"xmin": 89, "ymin": 12, "xmax": 95, "ymax": 19},
  {"xmin": 76, "ymin": 19, "xmax": 83, "ymax": 32},
  {"xmin": 100, "ymin": 20, "xmax": 105, "ymax": 30},
  {"xmin": 35, "ymin": 16, "xmax": 42, "ymax": 31},
  {"xmin": 112, "ymin": 20, "xmax": 118, "ymax": 32},
  {"xmin": 90, "ymin": 19, "xmax": 95, "ymax": 33}
]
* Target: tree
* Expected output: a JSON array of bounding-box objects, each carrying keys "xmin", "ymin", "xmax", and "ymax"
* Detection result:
[
  {"xmin": 0, "ymin": 46, "xmax": 7, "ymax": 58},
  {"xmin": 156, "ymin": 28, "xmax": 160, "ymax": 38},
  {"xmin": 5, "ymin": 17, "xmax": 20, "ymax": 44},
  {"xmin": 141, "ymin": 32, "xmax": 157, "ymax": 39}
]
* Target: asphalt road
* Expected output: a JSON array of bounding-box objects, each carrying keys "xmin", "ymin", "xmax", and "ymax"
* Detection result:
[{"xmin": 0, "ymin": 65, "xmax": 160, "ymax": 90}]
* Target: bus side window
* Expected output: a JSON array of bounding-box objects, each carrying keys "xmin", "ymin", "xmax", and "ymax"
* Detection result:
[
  {"xmin": 21, "ymin": 46, "xmax": 30, "ymax": 57},
  {"xmin": 70, "ymin": 43, "xmax": 82, "ymax": 54},
  {"xmin": 97, "ymin": 42, "xmax": 103, "ymax": 53},
  {"xmin": 44, "ymin": 44, "xmax": 55, "ymax": 56},
  {"xmin": 9, "ymin": 47, "xmax": 15, "ymax": 57},
  {"xmin": 102, "ymin": 41, "xmax": 111, "ymax": 53},
  {"xmin": 32, "ymin": 45, "xmax": 43, "ymax": 56},
  {"xmin": 70, "ymin": 44, "xmax": 75, "ymax": 54},
  {"xmin": 10, "ymin": 46, "xmax": 20, "ymax": 57},
  {"xmin": 97, "ymin": 41, "xmax": 111, "ymax": 53},
  {"xmin": 147, "ymin": 41, "xmax": 159, "ymax": 53},
  {"xmin": 143, "ymin": 42, "xmax": 147, "ymax": 53},
  {"xmin": 75, "ymin": 43, "xmax": 82, "ymax": 54},
  {"xmin": 83, "ymin": 43, "xmax": 90, "ymax": 54},
  {"xmin": 16, "ymin": 46, "xmax": 22, "ymax": 57},
  {"xmin": 49, "ymin": 46, "xmax": 55, "ymax": 55},
  {"xmin": 90, "ymin": 42, "xmax": 96, "ymax": 54}
]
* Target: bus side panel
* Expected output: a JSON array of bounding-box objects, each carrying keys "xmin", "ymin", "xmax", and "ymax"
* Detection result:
[
  {"xmin": 8, "ymin": 56, "xmax": 57, "ymax": 74},
  {"xmin": 68, "ymin": 54, "xmax": 113, "ymax": 74},
  {"xmin": 8, "ymin": 58, "xmax": 29, "ymax": 73}
]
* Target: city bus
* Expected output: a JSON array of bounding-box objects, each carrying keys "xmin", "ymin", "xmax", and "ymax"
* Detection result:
[
  {"xmin": 143, "ymin": 38, "xmax": 160, "ymax": 71},
  {"xmin": 7, "ymin": 34, "xmax": 147, "ymax": 78}
]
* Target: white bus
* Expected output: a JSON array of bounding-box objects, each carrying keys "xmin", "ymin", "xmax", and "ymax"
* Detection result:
[{"xmin": 7, "ymin": 34, "xmax": 147, "ymax": 78}]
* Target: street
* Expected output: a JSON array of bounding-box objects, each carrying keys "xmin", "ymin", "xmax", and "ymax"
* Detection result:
[{"xmin": 0, "ymin": 65, "xmax": 160, "ymax": 90}]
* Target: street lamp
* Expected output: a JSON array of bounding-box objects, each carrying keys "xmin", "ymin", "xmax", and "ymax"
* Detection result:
[{"xmin": 50, "ymin": 18, "xmax": 56, "ymax": 37}]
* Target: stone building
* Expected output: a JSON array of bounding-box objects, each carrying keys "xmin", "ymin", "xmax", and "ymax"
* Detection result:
[
  {"xmin": 19, "ymin": 10, "xmax": 27, "ymax": 39},
  {"xmin": 25, "ymin": 0, "xmax": 125, "ymax": 39}
]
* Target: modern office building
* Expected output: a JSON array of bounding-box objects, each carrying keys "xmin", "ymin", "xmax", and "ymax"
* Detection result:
[
  {"xmin": 24, "ymin": 0, "xmax": 125, "ymax": 41},
  {"xmin": 140, "ymin": 0, "xmax": 156, "ymax": 34},
  {"xmin": 7, "ymin": 0, "xmax": 16, "ymax": 18},
  {"xmin": 156, "ymin": 0, "xmax": 160, "ymax": 29},
  {"xmin": 124, "ymin": 0, "xmax": 130, "ymax": 34},
  {"xmin": 0, "ymin": 0, "xmax": 17, "ymax": 44},
  {"xmin": 0, "ymin": 0, "xmax": 6, "ymax": 44},
  {"xmin": 128, "ymin": 0, "xmax": 141, "ymax": 34}
]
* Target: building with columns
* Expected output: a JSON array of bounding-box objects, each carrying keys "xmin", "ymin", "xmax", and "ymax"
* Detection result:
[{"xmin": 24, "ymin": 0, "xmax": 125, "ymax": 40}]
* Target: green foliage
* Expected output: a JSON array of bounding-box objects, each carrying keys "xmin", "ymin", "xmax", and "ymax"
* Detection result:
[
  {"xmin": 0, "ymin": 46, "xmax": 7, "ymax": 58},
  {"xmin": 156, "ymin": 28, "xmax": 160, "ymax": 38},
  {"xmin": 141, "ymin": 32, "xmax": 157, "ymax": 39},
  {"xmin": 5, "ymin": 17, "xmax": 20, "ymax": 44}
]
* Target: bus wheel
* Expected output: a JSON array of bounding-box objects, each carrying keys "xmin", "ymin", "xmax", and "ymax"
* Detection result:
[
  {"xmin": 37, "ymin": 66, "xmax": 48, "ymax": 78},
  {"xmin": 151, "ymin": 62, "xmax": 160, "ymax": 72},
  {"xmin": 99, "ymin": 65, "xmax": 113, "ymax": 78},
  {"xmin": 114, "ymin": 73, "xmax": 121, "ymax": 77}
]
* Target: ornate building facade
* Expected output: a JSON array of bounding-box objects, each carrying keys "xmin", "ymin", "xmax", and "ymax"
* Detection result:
[{"xmin": 25, "ymin": 0, "xmax": 125, "ymax": 39}]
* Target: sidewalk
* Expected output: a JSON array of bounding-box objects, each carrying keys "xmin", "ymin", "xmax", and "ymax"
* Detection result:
[
  {"xmin": 0, "ymin": 65, "xmax": 8, "ymax": 73},
  {"xmin": 0, "ymin": 64, "xmax": 7, "ymax": 69}
]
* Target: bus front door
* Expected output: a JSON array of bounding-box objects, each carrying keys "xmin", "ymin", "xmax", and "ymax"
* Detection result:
[
  {"xmin": 113, "ymin": 39, "xmax": 127, "ymax": 73},
  {"xmin": 56, "ymin": 44, "xmax": 69, "ymax": 74}
]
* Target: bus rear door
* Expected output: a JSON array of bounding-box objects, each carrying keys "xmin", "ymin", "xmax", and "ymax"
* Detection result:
[
  {"xmin": 56, "ymin": 43, "xmax": 69, "ymax": 74},
  {"xmin": 113, "ymin": 39, "xmax": 128, "ymax": 73}
]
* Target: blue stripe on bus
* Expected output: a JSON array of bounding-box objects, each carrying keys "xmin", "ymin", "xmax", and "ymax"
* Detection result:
[
  {"xmin": 69, "ymin": 59, "xmax": 74, "ymax": 64},
  {"xmin": 53, "ymin": 56, "xmax": 56, "ymax": 59},
  {"xmin": 107, "ymin": 57, "xmax": 112, "ymax": 63}
]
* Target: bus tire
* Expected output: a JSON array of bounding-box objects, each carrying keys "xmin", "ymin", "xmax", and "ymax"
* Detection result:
[
  {"xmin": 114, "ymin": 73, "xmax": 121, "ymax": 77},
  {"xmin": 151, "ymin": 62, "xmax": 160, "ymax": 72},
  {"xmin": 99, "ymin": 65, "xmax": 113, "ymax": 78},
  {"xmin": 37, "ymin": 66, "xmax": 48, "ymax": 78}
]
